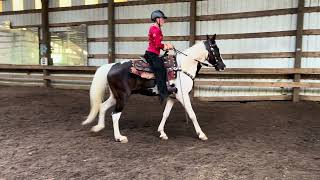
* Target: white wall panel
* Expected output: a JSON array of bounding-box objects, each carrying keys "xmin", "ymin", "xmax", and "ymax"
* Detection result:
[
  {"xmin": 116, "ymin": 24, "xmax": 148, "ymax": 37},
  {"xmin": 24, "ymin": 0, "xmax": 36, "ymax": 10},
  {"xmin": 49, "ymin": 0, "xmax": 59, "ymax": 8},
  {"xmin": 115, "ymin": 41, "xmax": 189, "ymax": 54},
  {"xmin": 115, "ymin": 42, "xmax": 145, "ymax": 54},
  {"xmin": 197, "ymin": 0, "xmax": 298, "ymax": 16},
  {"xmin": 49, "ymin": 8, "xmax": 107, "ymax": 24},
  {"xmin": 72, "ymin": 0, "xmax": 84, "ymax": 6},
  {"xmin": 116, "ymin": 22, "xmax": 189, "ymax": 37},
  {"xmin": 303, "ymin": 35, "xmax": 320, "ymax": 52},
  {"xmin": 162, "ymin": 22, "xmax": 190, "ymax": 36},
  {"xmin": 302, "ymin": 58, "xmax": 320, "ymax": 68},
  {"xmin": 305, "ymin": 0, "xmax": 320, "ymax": 7},
  {"xmin": 88, "ymin": 59, "xmax": 108, "ymax": 66},
  {"xmin": 0, "ymin": 13, "xmax": 41, "ymax": 26},
  {"xmin": 304, "ymin": 12, "xmax": 320, "ymax": 29},
  {"xmin": 88, "ymin": 25, "xmax": 108, "ymax": 38},
  {"xmin": 224, "ymin": 58, "xmax": 295, "ymax": 68},
  {"xmin": 197, "ymin": 15, "xmax": 297, "ymax": 35},
  {"xmin": 115, "ymin": 2, "xmax": 189, "ymax": 19},
  {"xmin": 88, "ymin": 42, "xmax": 108, "ymax": 54},
  {"xmin": 218, "ymin": 37, "xmax": 295, "ymax": 54},
  {"xmin": 3, "ymin": 0, "xmax": 12, "ymax": 12}
]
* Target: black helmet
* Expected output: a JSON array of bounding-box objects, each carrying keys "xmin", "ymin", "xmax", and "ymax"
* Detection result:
[{"xmin": 151, "ymin": 10, "xmax": 167, "ymax": 22}]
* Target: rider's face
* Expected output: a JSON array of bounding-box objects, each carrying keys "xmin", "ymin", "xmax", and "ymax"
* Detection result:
[{"xmin": 157, "ymin": 18, "xmax": 165, "ymax": 26}]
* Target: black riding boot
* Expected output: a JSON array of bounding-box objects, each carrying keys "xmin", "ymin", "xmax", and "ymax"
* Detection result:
[{"xmin": 144, "ymin": 51, "xmax": 170, "ymax": 102}]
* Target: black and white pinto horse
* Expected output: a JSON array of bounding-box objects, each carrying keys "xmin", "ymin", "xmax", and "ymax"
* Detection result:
[{"xmin": 82, "ymin": 34, "xmax": 226, "ymax": 143}]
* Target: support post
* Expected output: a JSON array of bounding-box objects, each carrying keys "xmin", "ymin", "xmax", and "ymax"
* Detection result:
[
  {"xmin": 108, "ymin": 0, "xmax": 115, "ymax": 63},
  {"xmin": 293, "ymin": 0, "xmax": 305, "ymax": 102},
  {"xmin": 41, "ymin": 0, "xmax": 51, "ymax": 87},
  {"xmin": 189, "ymin": 0, "xmax": 196, "ymax": 47}
]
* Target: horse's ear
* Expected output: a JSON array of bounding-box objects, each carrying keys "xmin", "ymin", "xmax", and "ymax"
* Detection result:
[
  {"xmin": 206, "ymin": 34, "xmax": 210, "ymax": 40},
  {"xmin": 212, "ymin": 34, "xmax": 217, "ymax": 40}
]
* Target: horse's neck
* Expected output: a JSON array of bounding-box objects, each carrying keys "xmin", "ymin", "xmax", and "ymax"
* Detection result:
[{"xmin": 178, "ymin": 42, "xmax": 207, "ymax": 78}]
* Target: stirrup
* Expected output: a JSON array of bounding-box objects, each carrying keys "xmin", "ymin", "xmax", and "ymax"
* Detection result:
[{"xmin": 167, "ymin": 84, "xmax": 177, "ymax": 94}]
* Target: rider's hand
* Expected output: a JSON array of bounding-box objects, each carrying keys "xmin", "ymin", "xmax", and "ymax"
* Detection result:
[
  {"xmin": 164, "ymin": 43, "xmax": 174, "ymax": 50},
  {"xmin": 166, "ymin": 43, "xmax": 174, "ymax": 50}
]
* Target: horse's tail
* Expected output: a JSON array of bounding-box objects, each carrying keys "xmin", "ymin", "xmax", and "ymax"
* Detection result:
[{"xmin": 82, "ymin": 63, "xmax": 113, "ymax": 125}]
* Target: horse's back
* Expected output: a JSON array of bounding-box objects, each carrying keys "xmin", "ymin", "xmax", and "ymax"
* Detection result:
[{"xmin": 107, "ymin": 61, "xmax": 132, "ymax": 80}]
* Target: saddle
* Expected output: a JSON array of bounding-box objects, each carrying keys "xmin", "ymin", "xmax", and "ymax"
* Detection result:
[{"xmin": 130, "ymin": 55, "xmax": 178, "ymax": 81}]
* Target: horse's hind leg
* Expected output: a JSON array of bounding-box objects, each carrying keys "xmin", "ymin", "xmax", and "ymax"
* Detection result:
[
  {"xmin": 112, "ymin": 112, "xmax": 127, "ymax": 143},
  {"xmin": 158, "ymin": 98, "xmax": 175, "ymax": 140},
  {"xmin": 112, "ymin": 92, "xmax": 129, "ymax": 143},
  {"xmin": 91, "ymin": 93, "xmax": 116, "ymax": 132}
]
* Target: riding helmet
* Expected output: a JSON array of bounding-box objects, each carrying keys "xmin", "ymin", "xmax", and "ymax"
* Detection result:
[{"xmin": 151, "ymin": 10, "xmax": 167, "ymax": 22}]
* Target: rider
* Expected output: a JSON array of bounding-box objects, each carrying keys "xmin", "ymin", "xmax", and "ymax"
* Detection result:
[{"xmin": 144, "ymin": 10, "xmax": 177, "ymax": 102}]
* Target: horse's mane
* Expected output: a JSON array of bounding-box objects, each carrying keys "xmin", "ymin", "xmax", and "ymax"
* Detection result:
[
  {"xmin": 195, "ymin": 63, "xmax": 202, "ymax": 76},
  {"xmin": 182, "ymin": 41, "xmax": 205, "ymax": 56}
]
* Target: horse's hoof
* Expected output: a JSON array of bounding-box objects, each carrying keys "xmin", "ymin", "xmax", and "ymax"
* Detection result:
[
  {"xmin": 81, "ymin": 120, "xmax": 90, "ymax": 125},
  {"xmin": 160, "ymin": 134, "xmax": 168, "ymax": 140},
  {"xmin": 199, "ymin": 133, "xmax": 208, "ymax": 141},
  {"xmin": 159, "ymin": 131, "xmax": 168, "ymax": 140},
  {"xmin": 91, "ymin": 125, "xmax": 104, "ymax": 132},
  {"xmin": 116, "ymin": 136, "xmax": 128, "ymax": 143}
]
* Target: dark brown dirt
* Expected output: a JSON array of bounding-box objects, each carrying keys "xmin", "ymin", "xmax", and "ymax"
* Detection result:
[{"xmin": 0, "ymin": 86, "xmax": 319, "ymax": 180}]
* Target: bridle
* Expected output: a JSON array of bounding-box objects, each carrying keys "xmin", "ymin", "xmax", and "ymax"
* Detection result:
[{"xmin": 174, "ymin": 40, "xmax": 219, "ymax": 68}]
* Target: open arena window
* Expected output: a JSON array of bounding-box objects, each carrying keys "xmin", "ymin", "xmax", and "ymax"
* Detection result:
[
  {"xmin": 0, "ymin": 24, "xmax": 39, "ymax": 65},
  {"xmin": 35, "ymin": 0, "xmax": 42, "ymax": 9},
  {"xmin": 12, "ymin": 0, "xmax": 23, "ymax": 11},
  {"xmin": 59, "ymin": 0, "xmax": 71, "ymax": 7},
  {"xmin": 85, "ymin": 0, "xmax": 99, "ymax": 5},
  {"xmin": 50, "ymin": 25, "xmax": 88, "ymax": 66}
]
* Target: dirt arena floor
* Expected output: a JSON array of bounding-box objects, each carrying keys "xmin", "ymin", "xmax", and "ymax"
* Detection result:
[{"xmin": 0, "ymin": 86, "xmax": 319, "ymax": 179}]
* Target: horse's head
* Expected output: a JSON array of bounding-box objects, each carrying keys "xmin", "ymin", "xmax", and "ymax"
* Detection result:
[{"xmin": 204, "ymin": 34, "xmax": 226, "ymax": 71}]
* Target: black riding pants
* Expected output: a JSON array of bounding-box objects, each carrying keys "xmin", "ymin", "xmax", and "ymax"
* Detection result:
[{"xmin": 144, "ymin": 51, "xmax": 168, "ymax": 100}]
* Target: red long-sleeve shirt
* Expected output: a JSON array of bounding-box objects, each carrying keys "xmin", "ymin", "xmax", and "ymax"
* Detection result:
[{"xmin": 147, "ymin": 25, "xmax": 164, "ymax": 55}]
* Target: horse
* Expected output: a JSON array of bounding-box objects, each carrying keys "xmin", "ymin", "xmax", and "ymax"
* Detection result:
[{"xmin": 82, "ymin": 34, "xmax": 226, "ymax": 143}]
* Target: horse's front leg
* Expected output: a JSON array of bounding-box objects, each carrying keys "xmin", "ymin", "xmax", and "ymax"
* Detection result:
[
  {"xmin": 158, "ymin": 98, "xmax": 175, "ymax": 140},
  {"xmin": 177, "ymin": 94, "xmax": 208, "ymax": 141}
]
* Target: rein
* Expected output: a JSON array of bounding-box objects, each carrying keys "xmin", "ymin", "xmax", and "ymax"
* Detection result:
[
  {"xmin": 172, "ymin": 44, "xmax": 215, "ymax": 80},
  {"xmin": 174, "ymin": 48, "xmax": 213, "ymax": 68}
]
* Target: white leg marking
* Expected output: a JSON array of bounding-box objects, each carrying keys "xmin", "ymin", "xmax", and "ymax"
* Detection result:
[
  {"xmin": 91, "ymin": 95, "xmax": 116, "ymax": 132},
  {"xmin": 177, "ymin": 94, "xmax": 208, "ymax": 141},
  {"xmin": 112, "ymin": 112, "xmax": 128, "ymax": 143},
  {"xmin": 158, "ymin": 99, "xmax": 175, "ymax": 140}
]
